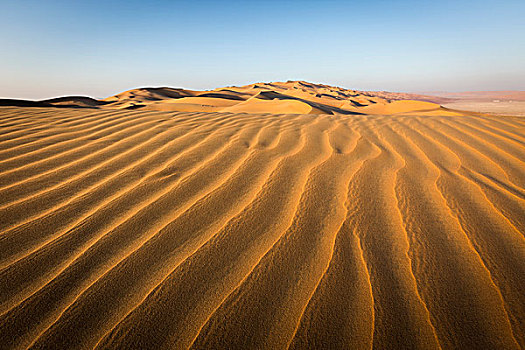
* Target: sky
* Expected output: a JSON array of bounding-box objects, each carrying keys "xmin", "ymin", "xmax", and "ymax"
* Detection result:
[{"xmin": 1, "ymin": 0, "xmax": 524, "ymax": 99}]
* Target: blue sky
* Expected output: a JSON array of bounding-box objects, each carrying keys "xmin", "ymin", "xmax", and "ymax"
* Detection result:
[{"xmin": 1, "ymin": 0, "xmax": 524, "ymax": 99}]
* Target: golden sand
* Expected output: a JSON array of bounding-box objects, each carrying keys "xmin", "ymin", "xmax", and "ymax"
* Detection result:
[
  {"xmin": 0, "ymin": 101, "xmax": 524, "ymax": 349},
  {"xmin": 8, "ymin": 81, "xmax": 460, "ymax": 118}
]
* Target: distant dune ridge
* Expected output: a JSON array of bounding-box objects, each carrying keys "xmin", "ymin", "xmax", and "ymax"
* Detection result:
[
  {"xmin": 0, "ymin": 80, "xmax": 467, "ymax": 116},
  {"xmin": 4, "ymin": 80, "xmax": 522, "ymax": 117},
  {"xmin": 0, "ymin": 81, "xmax": 524, "ymax": 349}
]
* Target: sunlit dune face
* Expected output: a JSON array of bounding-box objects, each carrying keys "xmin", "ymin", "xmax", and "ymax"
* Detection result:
[{"xmin": 18, "ymin": 81, "xmax": 469, "ymax": 117}]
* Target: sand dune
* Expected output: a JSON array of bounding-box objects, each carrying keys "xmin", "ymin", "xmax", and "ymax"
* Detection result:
[
  {"xmin": 221, "ymin": 98, "xmax": 326, "ymax": 115},
  {"xmin": 0, "ymin": 81, "xmax": 464, "ymax": 117},
  {"xmin": 0, "ymin": 103, "xmax": 524, "ymax": 350}
]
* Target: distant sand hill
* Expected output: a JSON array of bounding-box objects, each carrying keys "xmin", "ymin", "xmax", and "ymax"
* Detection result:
[
  {"xmin": 0, "ymin": 82, "xmax": 524, "ymax": 349},
  {"xmin": 1, "ymin": 81, "xmax": 465, "ymax": 116}
]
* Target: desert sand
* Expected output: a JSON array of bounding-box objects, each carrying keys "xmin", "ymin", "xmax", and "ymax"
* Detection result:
[
  {"xmin": 0, "ymin": 81, "xmax": 461, "ymax": 117},
  {"xmin": 421, "ymin": 90, "xmax": 525, "ymax": 117},
  {"xmin": 0, "ymin": 82, "xmax": 524, "ymax": 349},
  {"xmin": 442, "ymin": 101, "xmax": 525, "ymax": 117}
]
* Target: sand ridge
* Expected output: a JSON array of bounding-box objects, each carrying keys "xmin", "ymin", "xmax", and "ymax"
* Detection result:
[
  {"xmin": 0, "ymin": 106, "xmax": 524, "ymax": 349},
  {"xmin": 1, "ymin": 81, "xmax": 465, "ymax": 117}
]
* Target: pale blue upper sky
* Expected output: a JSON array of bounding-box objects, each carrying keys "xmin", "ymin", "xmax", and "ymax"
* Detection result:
[{"xmin": 1, "ymin": 0, "xmax": 524, "ymax": 99}]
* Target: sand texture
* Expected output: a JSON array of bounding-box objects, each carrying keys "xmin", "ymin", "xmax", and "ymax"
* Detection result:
[{"xmin": 0, "ymin": 105, "xmax": 524, "ymax": 350}]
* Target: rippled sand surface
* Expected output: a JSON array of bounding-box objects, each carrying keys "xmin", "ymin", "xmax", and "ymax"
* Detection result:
[{"xmin": 0, "ymin": 107, "xmax": 524, "ymax": 349}]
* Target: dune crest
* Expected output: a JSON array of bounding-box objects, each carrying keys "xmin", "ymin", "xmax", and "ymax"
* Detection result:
[{"xmin": 0, "ymin": 81, "xmax": 468, "ymax": 116}]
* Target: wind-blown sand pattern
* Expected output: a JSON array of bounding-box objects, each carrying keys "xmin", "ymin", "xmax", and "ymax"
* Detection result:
[{"xmin": 0, "ymin": 104, "xmax": 524, "ymax": 350}]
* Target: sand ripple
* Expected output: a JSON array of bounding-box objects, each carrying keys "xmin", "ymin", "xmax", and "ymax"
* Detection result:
[{"xmin": 0, "ymin": 107, "xmax": 523, "ymax": 349}]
